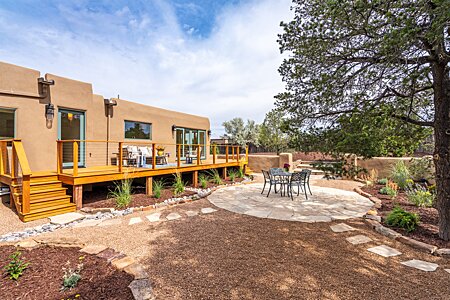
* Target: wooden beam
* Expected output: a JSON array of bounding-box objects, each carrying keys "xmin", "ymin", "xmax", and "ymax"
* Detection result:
[
  {"xmin": 57, "ymin": 141, "xmax": 63, "ymax": 174},
  {"xmin": 225, "ymin": 145, "xmax": 229, "ymax": 163},
  {"xmin": 193, "ymin": 171, "xmax": 198, "ymax": 188},
  {"xmin": 177, "ymin": 144, "xmax": 181, "ymax": 168},
  {"xmin": 73, "ymin": 185, "xmax": 83, "ymax": 210},
  {"xmin": 236, "ymin": 146, "xmax": 240, "ymax": 162},
  {"xmin": 197, "ymin": 144, "xmax": 200, "ymax": 166},
  {"xmin": 11, "ymin": 145, "xmax": 16, "ymax": 179},
  {"xmin": 118, "ymin": 142, "xmax": 123, "ymax": 173},
  {"xmin": 146, "ymin": 177, "xmax": 153, "ymax": 196},
  {"xmin": 212, "ymin": 144, "xmax": 216, "ymax": 164},
  {"xmin": 245, "ymin": 145, "xmax": 249, "ymax": 162},
  {"xmin": 152, "ymin": 143, "xmax": 156, "ymax": 170},
  {"xmin": 0, "ymin": 141, "xmax": 5, "ymax": 176},
  {"xmin": 222, "ymin": 167, "xmax": 227, "ymax": 179},
  {"xmin": 73, "ymin": 141, "xmax": 79, "ymax": 177},
  {"xmin": 22, "ymin": 174, "xmax": 30, "ymax": 214}
]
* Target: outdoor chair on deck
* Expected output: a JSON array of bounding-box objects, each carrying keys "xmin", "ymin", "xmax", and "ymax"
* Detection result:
[
  {"xmin": 121, "ymin": 146, "xmax": 139, "ymax": 167},
  {"xmin": 138, "ymin": 146, "xmax": 153, "ymax": 167},
  {"xmin": 286, "ymin": 171, "xmax": 309, "ymax": 200},
  {"xmin": 186, "ymin": 147, "xmax": 202, "ymax": 164}
]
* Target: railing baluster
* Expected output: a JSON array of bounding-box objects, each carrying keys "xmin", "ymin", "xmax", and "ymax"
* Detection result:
[
  {"xmin": 197, "ymin": 144, "xmax": 200, "ymax": 166},
  {"xmin": 246, "ymin": 145, "xmax": 249, "ymax": 162},
  {"xmin": 73, "ymin": 141, "xmax": 78, "ymax": 177},
  {"xmin": 226, "ymin": 145, "xmax": 229, "ymax": 163},
  {"xmin": 152, "ymin": 143, "xmax": 156, "ymax": 170},
  {"xmin": 213, "ymin": 144, "xmax": 216, "ymax": 164},
  {"xmin": 0, "ymin": 141, "xmax": 5, "ymax": 176},
  {"xmin": 118, "ymin": 142, "xmax": 123, "ymax": 173},
  {"xmin": 236, "ymin": 146, "xmax": 240, "ymax": 162},
  {"xmin": 57, "ymin": 141, "xmax": 63, "ymax": 174},
  {"xmin": 177, "ymin": 144, "xmax": 181, "ymax": 168}
]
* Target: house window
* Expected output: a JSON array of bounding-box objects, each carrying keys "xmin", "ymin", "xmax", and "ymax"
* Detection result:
[
  {"xmin": 124, "ymin": 120, "xmax": 152, "ymax": 140},
  {"xmin": 0, "ymin": 108, "xmax": 15, "ymax": 139}
]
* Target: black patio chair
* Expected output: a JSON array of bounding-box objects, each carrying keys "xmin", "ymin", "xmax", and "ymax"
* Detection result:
[
  {"xmin": 302, "ymin": 169, "xmax": 313, "ymax": 195},
  {"xmin": 262, "ymin": 169, "xmax": 283, "ymax": 197},
  {"xmin": 287, "ymin": 171, "xmax": 309, "ymax": 200}
]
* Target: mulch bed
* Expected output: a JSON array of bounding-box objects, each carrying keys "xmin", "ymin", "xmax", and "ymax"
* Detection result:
[
  {"xmin": 361, "ymin": 184, "xmax": 450, "ymax": 248},
  {"xmin": 0, "ymin": 245, "xmax": 134, "ymax": 300},
  {"xmin": 201, "ymin": 177, "xmax": 244, "ymax": 189}
]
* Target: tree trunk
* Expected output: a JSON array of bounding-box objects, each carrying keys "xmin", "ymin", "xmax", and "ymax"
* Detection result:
[{"xmin": 433, "ymin": 61, "xmax": 450, "ymax": 240}]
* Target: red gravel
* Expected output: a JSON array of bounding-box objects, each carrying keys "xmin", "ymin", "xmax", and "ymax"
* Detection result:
[
  {"xmin": 0, "ymin": 246, "xmax": 134, "ymax": 300},
  {"xmin": 142, "ymin": 199, "xmax": 450, "ymax": 299},
  {"xmin": 361, "ymin": 184, "xmax": 449, "ymax": 248}
]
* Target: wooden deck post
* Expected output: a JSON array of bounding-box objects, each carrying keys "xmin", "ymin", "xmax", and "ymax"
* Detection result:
[
  {"xmin": 212, "ymin": 144, "xmax": 216, "ymax": 164},
  {"xmin": 177, "ymin": 145, "xmax": 181, "ymax": 168},
  {"xmin": 73, "ymin": 185, "xmax": 83, "ymax": 210},
  {"xmin": 236, "ymin": 146, "xmax": 240, "ymax": 162},
  {"xmin": 11, "ymin": 145, "xmax": 16, "ymax": 179},
  {"xmin": 225, "ymin": 145, "xmax": 229, "ymax": 163},
  {"xmin": 73, "ymin": 141, "xmax": 78, "ymax": 177},
  {"xmin": 118, "ymin": 142, "xmax": 123, "ymax": 173},
  {"xmin": 152, "ymin": 143, "xmax": 156, "ymax": 170},
  {"xmin": 245, "ymin": 145, "xmax": 249, "ymax": 162},
  {"xmin": 22, "ymin": 175, "xmax": 30, "ymax": 214},
  {"xmin": 146, "ymin": 177, "xmax": 153, "ymax": 196},
  {"xmin": 57, "ymin": 141, "xmax": 63, "ymax": 174},
  {"xmin": 193, "ymin": 171, "xmax": 198, "ymax": 188},
  {"xmin": 222, "ymin": 167, "xmax": 227, "ymax": 179},
  {"xmin": 0, "ymin": 141, "xmax": 5, "ymax": 176},
  {"xmin": 232, "ymin": 146, "xmax": 235, "ymax": 160}
]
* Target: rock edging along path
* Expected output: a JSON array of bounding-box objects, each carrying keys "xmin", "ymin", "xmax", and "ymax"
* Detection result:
[
  {"xmin": 11, "ymin": 238, "xmax": 154, "ymax": 300},
  {"xmin": 354, "ymin": 186, "xmax": 450, "ymax": 257},
  {"xmin": 0, "ymin": 180, "xmax": 252, "ymax": 243},
  {"xmin": 208, "ymin": 183, "xmax": 374, "ymax": 222}
]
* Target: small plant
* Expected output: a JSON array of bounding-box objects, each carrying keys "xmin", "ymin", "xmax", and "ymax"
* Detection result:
[
  {"xmin": 109, "ymin": 177, "xmax": 133, "ymax": 208},
  {"xmin": 61, "ymin": 256, "xmax": 84, "ymax": 291},
  {"xmin": 362, "ymin": 168, "xmax": 378, "ymax": 185},
  {"xmin": 406, "ymin": 184, "xmax": 435, "ymax": 207},
  {"xmin": 385, "ymin": 207, "xmax": 420, "ymax": 232},
  {"xmin": 379, "ymin": 180, "xmax": 398, "ymax": 197},
  {"xmin": 390, "ymin": 161, "xmax": 410, "ymax": 190},
  {"xmin": 152, "ymin": 179, "xmax": 165, "ymax": 198},
  {"xmin": 4, "ymin": 250, "xmax": 29, "ymax": 281},
  {"xmin": 377, "ymin": 178, "xmax": 388, "ymax": 185},
  {"xmin": 228, "ymin": 169, "xmax": 237, "ymax": 182},
  {"xmin": 198, "ymin": 174, "xmax": 209, "ymax": 189},
  {"xmin": 208, "ymin": 169, "xmax": 223, "ymax": 185},
  {"xmin": 173, "ymin": 172, "xmax": 185, "ymax": 195},
  {"xmin": 237, "ymin": 166, "xmax": 245, "ymax": 178}
]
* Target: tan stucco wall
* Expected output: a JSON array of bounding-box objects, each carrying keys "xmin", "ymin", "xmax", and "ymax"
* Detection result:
[
  {"xmin": 357, "ymin": 157, "xmax": 412, "ymax": 178},
  {"xmin": 0, "ymin": 61, "xmax": 210, "ymax": 172},
  {"xmin": 248, "ymin": 155, "xmax": 280, "ymax": 173}
]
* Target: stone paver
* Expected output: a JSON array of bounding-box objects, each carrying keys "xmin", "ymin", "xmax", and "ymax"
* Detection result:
[
  {"xmin": 401, "ymin": 259, "xmax": 439, "ymax": 272},
  {"xmin": 146, "ymin": 212, "xmax": 162, "ymax": 223},
  {"xmin": 129, "ymin": 217, "xmax": 143, "ymax": 225},
  {"xmin": 80, "ymin": 245, "xmax": 108, "ymax": 255},
  {"xmin": 166, "ymin": 213, "xmax": 182, "ymax": 221},
  {"xmin": 201, "ymin": 207, "xmax": 217, "ymax": 214},
  {"xmin": 208, "ymin": 183, "xmax": 373, "ymax": 223},
  {"xmin": 330, "ymin": 223, "xmax": 356, "ymax": 233},
  {"xmin": 367, "ymin": 245, "xmax": 402, "ymax": 257},
  {"xmin": 112, "ymin": 256, "xmax": 136, "ymax": 269},
  {"xmin": 185, "ymin": 210, "xmax": 199, "ymax": 217},
  {"xmin": 49, "ymin": 212, "xmax": 85, "ymax": 225},
  {"xmin": 73, "ymin": 219, "xmax": 103, "ymax": 228},
  {"xmin": 346, "ymin": 235, "xmax": 372, "ymax": 245}
]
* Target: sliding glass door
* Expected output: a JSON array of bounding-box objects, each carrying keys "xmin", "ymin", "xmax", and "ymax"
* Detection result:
[{"xmin": 175, "ymin": 128, "xmax": 206, "ymax": 160}]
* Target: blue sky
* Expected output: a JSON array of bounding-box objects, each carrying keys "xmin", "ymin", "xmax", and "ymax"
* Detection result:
[{"xmin": 0, "ymin": 0, "xmax": 292, "ymax": 136}]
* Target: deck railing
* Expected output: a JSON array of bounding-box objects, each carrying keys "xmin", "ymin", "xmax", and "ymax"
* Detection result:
[
  {"xmin": 56, "ymin": 140, "xmax": 248, "ymax": 176},
  {"xmin": 0, "ymin": 139, "xmax": 31, "ymax": 214}
]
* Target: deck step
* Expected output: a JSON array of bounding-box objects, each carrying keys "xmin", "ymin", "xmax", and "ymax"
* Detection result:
[
  {"xmin": 30, "ymin": 194, "xmax": 72, "ymax": 204},
  {"xmin": 20, "ymin": 203, "xmax": 77, "ymax": 222},
  {"xmin": 30, "ymin": 198, "xmax": 72, "ymax": 210},
  {"xmin": 12, "ymin": 180, "xmax": 62, "ymax": 190}
]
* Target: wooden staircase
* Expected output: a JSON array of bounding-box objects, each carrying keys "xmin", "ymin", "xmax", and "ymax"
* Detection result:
[{"xmin": 11, "ymin": 173, "xmax": 76, "ymax": 221}]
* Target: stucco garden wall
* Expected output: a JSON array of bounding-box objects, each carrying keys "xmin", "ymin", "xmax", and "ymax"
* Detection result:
[
  {"xmin": 248, "ymin": 153, "xmax": 293, "ymax": 173},
  {"xmin": 356, "ymin": 157, "xmax": 412, "ymax": 178}
]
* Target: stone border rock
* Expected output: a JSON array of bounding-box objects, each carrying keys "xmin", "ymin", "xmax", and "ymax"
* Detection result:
[
  {"xmin": 354, "ymin": 186, "xmax": 450, "ymax": 257},
  {"xmin": 10, "ymin": 238, "xmax": 154, "ymax": 300}
]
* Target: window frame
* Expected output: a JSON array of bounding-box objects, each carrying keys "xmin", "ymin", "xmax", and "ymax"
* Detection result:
[
  {"xmin": 0, "ymin": 107, "xmax": 16, "ymax": 140},
  {"xmin": 124, "ymin": 120, "xmax": 152, "ymax": 140}
]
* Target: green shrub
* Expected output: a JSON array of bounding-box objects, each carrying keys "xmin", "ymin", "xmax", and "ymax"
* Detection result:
[
  {"xmin": 385, "ymin": 207, "xmax": 420, "ymax": 232},
  {"xmin": 228, "ymin": 169, "xmax": 238, "ymax": 182},
  {"xmin": 390, "ymin": 161, "xmax": 410, "ymax": 189},
  {"xmin": 152, "ymin": 179, "xmax": 165, "ymax": 199},
  {"xmin": 377, "ymin": 178, "xmax": 388, "ymax": 185},
  {"xmin": 62, "ymin": 256, "xmax": 84, "ymax": 291},
  {"xmin": 208, "ymin": 169, "xmax": 223, "ymax": 185},
  {"xmin": 379, "ymin": 186, "xmax": 397, "ymax": 197},
  {"xmin": 312, "ymin": 160, "xmax": 366, "ymax": 179},
  {"xmin": 173, "ymin": 172, "xmax": 185, "ymax": 195},
  {"xmin": 4, "ymin": 250, "xmax": 29, "ymax": 281},
  {"xmin": 108, "ymin": 178, "xmax": 133, "ymax": 208},
  {"xmin": 237, "ymin": 166, "xmax": 245, "ymax": 178},
  {"xmin": 406, "ymin": 184, "xmax": 435, "ymax": 207},
  {"xmin": 198, "ymin": 174, "xmax": 209, "ymax": 189},
  {"xmin": 409, "ymin": 157, "xmax": 434, "ymax": 182}
]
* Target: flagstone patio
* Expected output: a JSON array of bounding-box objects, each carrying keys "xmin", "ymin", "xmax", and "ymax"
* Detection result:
[{"xmin": 208, "ymin": 183, "xmax": 374, "ymax": 222}]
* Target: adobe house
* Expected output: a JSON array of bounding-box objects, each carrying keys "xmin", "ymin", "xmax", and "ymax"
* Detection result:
[{"xmin": 0, "ymin": 61, "xmax": 247, "ymax": 221}]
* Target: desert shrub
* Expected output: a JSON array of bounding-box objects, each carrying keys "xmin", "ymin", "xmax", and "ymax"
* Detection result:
[
  {"xmin": 378, "ymin": 178, "xmax": 388, "ymax": 185},
  {"xmin": 379, "ymin": 186, "xmax": 397, "ymax": 197},
  {"xmin": 4, "ymin": 250, "xmax": 29, "ymax": 281},
  {"xmin": 152, "ymin": 179, "xmax": 165, "ymax": 198},
  {"xmin": 385, "ymin": 207, "xmax": 420, "ymax": 232},
  {"xmin": 173, "ymin": 173, "xmax": 185, "ymax": 195},
  {"xmin": 198, "ymin": 174, "xmax": 209, "ymax": 189},
  {"xmin": 62, "ymin": 256, "xmax": 84, "ymax": 290},
  {"xmin": 109, "ymin": 178, "xmax": 133, "ymax": 208},
  {"xmin": 237, "ymin": 166, "xmax": 245, "ymax": 178},
  {"xmin": 312, "ymin": 160, "xmax": 366, "ymax": 179},
  {"xmin": 208, "ymin": 169, "xmax": 223, "ymax": 185},
  {"xmin": 409, "ymin": 157, "xmax": 434, "ymax": 182},
  {"xmin": 390, "ymin": 161, "xmax": 410, "ymax": 189},
  {"xmin": 405, "ymin": 184, "xmax": 435, "ymax": 207}
]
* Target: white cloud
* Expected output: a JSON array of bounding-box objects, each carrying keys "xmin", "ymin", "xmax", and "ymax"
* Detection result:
[{"xmin": 0, "ymin": 0, "xmax": 293, "ymax": 137}]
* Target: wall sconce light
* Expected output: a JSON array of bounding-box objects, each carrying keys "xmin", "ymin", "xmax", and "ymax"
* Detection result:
[
  {"xmin": 172, "ymin": 125, "xmax": 177, "ymax": 132},
  {"xmin": 45, "ymin": 103, "xmax": 55, "ymax": 121},
  {"xmin": 207, "ymin": 130, "xmax": 212, "ymax": 136}
]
